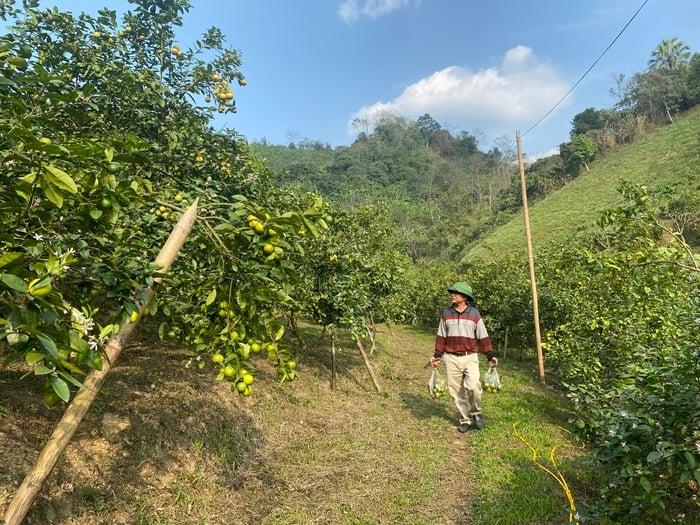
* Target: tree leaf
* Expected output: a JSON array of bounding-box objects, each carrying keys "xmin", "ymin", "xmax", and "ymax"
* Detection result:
[
  {"xmin": 50, "ymin": 375, "xmax": 70, "ymax": 402},
  {"xmin": 0, "ymin": 252, "xmax": 23, "ymax": 269},
  {"xmin": 639, "ymin": 477, "xmax": 652, "ymax": 492},
  {"xmin": 683, "ymin": 451, "xmax": 696, "ymax": 469},
  {"xmin": 43, "ymin": 184, "xmax": 64, "ymax": 208},
  {"xmin": 33, "ymin": 364, "xmax": 53, "ymax": 375},
  {"xmin": 36, "ymin": 334, "xmax": 58, "ymax": 359},
  {"xmin": 0, "ymin": 272, "xmax": 28, "ymax": 292},
  {"xmin": 43, "ymin": 164, "xmax": 78, "ymax": 193},
  {"xmin": 25, "ymin": 351, "xmax": 45, "ymax": 365},
  {"xmin": 57, "ymin": 369, "xmax": 85, "ymax": 389}
]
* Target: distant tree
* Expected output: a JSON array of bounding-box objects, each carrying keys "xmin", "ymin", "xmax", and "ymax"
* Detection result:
[
  {"xmin": 570, "ymin": 108, "xmax": 626, "ymax": 153},
  {"xmin": 417, "ymin": 113, "xmax": 441, "ymax": 147},
  {"xmin": 372, "ymin": 112, "xmax": 411, "ymax": 146},
  {"xmin": 688, "ymin": 53, "xmax": 700, "ymax": 105},
  {"xmin": 631, "ymin": 68, "xmax": 690, "ymax": 124},
  {"xmin": 648, "ymin": 37, "xmax": 691, "ymax": 70},
  {"xmin": 492, "ymin": 135, "xmax": 516, "ymax": 164},
  {"xmin": 297, "ymin": 138, "xmax": 330, "ymax": 150},
  {"xmin": 571, "ymin": 107, "xmax": 605, "ymax": 136},
  {"xmin": 430, "ymin": 129, "xmax": 457, "ymax": 158},
  {"xmin": 525, "ymin": 155, "xmax": 566, "ymax": 198},
  {"xmin": 455, "ymin": 130, "xmax": 478, "ymax": 158},
  {"xmin": 568, "ymin": 134, "xmax": 597, "ymax": 172},
  {"xmin": 351, "ymin": 116, "xmax": 372, "ymax": 137},
  {"xmin": 285, "ymin": 129, "xmax": 301, "ymax": 148},
  {"xmin": 613, "ymin": 41, "xmax": 695, "ymax": 127}
]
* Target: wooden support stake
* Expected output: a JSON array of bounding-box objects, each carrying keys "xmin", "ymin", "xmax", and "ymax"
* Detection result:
[
  {"xmin": 355, "ymin": 336, "xmax": 381, "ymax": 393},
  {"xmin": 2, "ymin": 199, "xmax": 199, "ymax": 525},
  {"xmin": 330, "ymin": 334, "xmax": 337, "ymax": 391}
]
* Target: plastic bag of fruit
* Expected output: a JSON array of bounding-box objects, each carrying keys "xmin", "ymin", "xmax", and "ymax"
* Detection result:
[
  {"xmin": 428, "ymin": 368, "xmax": 447, "ymax": 399},
  {"xmin": 483, "ymin": 366, "xmax": 501, "ymax": 393}
]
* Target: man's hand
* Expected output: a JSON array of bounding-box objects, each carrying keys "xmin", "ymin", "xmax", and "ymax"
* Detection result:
[
  {"xmin": 488, "ymin": 357, "xmax": 499, "ymax": 368},
  {"xmin": 430, "ymin": 356, "xmax": 441, "ymax": 368}
]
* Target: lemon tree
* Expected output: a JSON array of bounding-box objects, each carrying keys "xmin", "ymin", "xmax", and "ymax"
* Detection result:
[
  {"xmin": 289, "ymin": 203, "xmax": 411, "ymax": 349},
  {"xmin": 0, "ymin": 0, "xmax": 325, "ymax": 404}
]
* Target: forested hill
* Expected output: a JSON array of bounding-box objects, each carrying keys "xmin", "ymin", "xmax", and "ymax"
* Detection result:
[
  {"xmin": 463, "ymin": 105, "xmax": 700, "ymax": 261},
  {"xmin": 253, "ymin": 105, "xmax": 700, "ymax": 264}
]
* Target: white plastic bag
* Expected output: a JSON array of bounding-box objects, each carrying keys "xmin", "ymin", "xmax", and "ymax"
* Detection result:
[
  {"xmin": 428, "ymin": 368, "xmax": 447, "ymax": 399},
  {"xmin": 483, "ymin": 366, "xmax": 501, "ymax": 393}
]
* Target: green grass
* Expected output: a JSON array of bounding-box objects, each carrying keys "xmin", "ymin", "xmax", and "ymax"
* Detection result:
[
  {"xmin": 466, "ymin": 357, "xmax": 594, "ymax": 524},
  {"xmin": 463, "ymin": 106, "xmax": 700, "ymax": 262},
  {"xmin": 0, "ymin": 323, "xmax": 674, "ymax": 524}
]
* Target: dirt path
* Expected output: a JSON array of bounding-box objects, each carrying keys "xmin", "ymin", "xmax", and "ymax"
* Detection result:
[{"xmin": 1, "ymin": 323, "xmax": 476, "ymax": 524}]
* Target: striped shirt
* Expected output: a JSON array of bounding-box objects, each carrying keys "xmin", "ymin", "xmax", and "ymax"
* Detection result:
[{"xmin": 435, "ymin": 304, "xmax": 493, "ymax": 355}]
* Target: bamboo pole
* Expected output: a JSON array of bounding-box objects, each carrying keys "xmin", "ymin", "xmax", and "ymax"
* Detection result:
[
  {"xmin": 355, "ymin": 336, "xmax": 381, "ymax": 393},
  {"xmin": 516, "ymin": 132, "xmax": 545, "ymax": 384},
  {"xmin": 2, "ymin": 199, "xmax": 199, "ymax": 525},
  {"xmin": 330, "ymin": 334, "xmax": 337, "ymax": 391}
]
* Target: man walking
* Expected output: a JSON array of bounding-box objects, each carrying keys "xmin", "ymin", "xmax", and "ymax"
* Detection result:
[{"xmin": 430, "ymin": 282, "xmax": 498, "ymax": 433}]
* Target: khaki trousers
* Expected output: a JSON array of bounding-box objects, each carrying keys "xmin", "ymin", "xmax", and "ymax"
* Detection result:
[{"xmin": 443, "ymin": 352, "xmax": 482, "ymax": 425}]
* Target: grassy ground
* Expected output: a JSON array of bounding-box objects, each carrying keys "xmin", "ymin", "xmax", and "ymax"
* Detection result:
[{"xmin": 2, "ymin": 320, "xmax": 595, "ymax": 524}]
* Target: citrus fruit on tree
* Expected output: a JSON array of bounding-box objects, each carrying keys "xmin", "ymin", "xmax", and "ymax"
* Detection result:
[{"xmin": 28, "ymin": 277, "xmax": 52, "ymax": 297}]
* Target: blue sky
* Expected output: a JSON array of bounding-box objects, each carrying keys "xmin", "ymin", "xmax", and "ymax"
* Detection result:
[{"xmin": 29, "ymin": 0, "xmax": 700, "ymax": 159}]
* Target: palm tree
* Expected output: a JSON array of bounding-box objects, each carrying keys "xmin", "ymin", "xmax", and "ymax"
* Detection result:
[{"xmin": 648, "ymin": 37, "xmax": 691, "ymax": 70}]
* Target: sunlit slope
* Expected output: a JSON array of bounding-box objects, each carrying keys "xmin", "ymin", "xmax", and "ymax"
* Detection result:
[{"xmin": 462, "ymin": 107, "xmax": 700, "ymax": 263}]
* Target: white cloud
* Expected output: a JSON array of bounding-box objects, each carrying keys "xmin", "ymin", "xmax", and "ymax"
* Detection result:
[
  {"xmin": 338, "ymin": 0, "xmax": 417, "ymax": 24},
  {"xmin": 349, "ymin": 46, "xmax": 571, "ymax": 148}
]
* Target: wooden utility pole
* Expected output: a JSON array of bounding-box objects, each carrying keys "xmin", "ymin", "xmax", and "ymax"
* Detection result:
[
  {"xmin": 2, "ymin": 199, "xmax": 199, "ymax": 525},
  {"xmin": 516, "ymin": 132, "xmax": 545, "ymax": 383}
]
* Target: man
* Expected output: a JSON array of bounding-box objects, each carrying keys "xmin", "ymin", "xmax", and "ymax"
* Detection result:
[{"xmin": 430, "ymin": 281, "xmax": 498, "ymax": 433}]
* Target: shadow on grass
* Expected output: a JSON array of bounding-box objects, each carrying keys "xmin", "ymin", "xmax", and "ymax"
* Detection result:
[
  {"xmin": 398, "ymin": 391, "xmax": 455, "ymax": 425},
  {"xmin": 0, "ymin": 335, "xmax": 274, "ymax": 522}
]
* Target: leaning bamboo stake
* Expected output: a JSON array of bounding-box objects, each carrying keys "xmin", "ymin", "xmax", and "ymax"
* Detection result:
[
  {"xmin": 355, "ymin": 335, "xmax": 381, "ymax": 393},
  {"xmin": 2, "ymin": 199, "xmax": 199, "ymax": 525}
]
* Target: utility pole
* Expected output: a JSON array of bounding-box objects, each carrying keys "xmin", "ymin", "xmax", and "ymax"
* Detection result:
[{"xmin": 516, "ymin": 131, "xmax": 545, "ymax": 383}]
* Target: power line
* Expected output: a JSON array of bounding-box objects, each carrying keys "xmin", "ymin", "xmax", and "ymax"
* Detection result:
[{"xmin": 522, "ymin": 0, "xmax": 649, "ymax": 138}]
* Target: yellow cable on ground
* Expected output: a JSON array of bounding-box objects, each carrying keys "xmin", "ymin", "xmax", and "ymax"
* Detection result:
[{"xmin": 513, "ymin": 422, "xmax": 583, "ymax": 524}]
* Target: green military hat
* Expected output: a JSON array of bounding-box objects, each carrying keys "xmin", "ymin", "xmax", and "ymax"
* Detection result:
[{"xmin": 447, "ymin": 281, "xmax": 475, "ymax": 302}]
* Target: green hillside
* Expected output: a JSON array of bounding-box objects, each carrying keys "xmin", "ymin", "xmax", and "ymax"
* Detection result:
[{"xmin": 463, "ymin": 107, "xmax": 700, "ymax": 262}]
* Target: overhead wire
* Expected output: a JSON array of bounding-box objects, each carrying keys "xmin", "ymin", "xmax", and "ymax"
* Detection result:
[{"xmin": 521, "ymin": 0, "xmax": 650, "ymax": 137}]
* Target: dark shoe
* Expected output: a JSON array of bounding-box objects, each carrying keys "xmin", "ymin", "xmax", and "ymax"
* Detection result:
[
  {"xmin": 472, "ymin": 414, "xmax": 484, "ymax": 430},
  {"xmin": 458, "ymin": 422, "xmax": 472, "ymax": 433}
]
